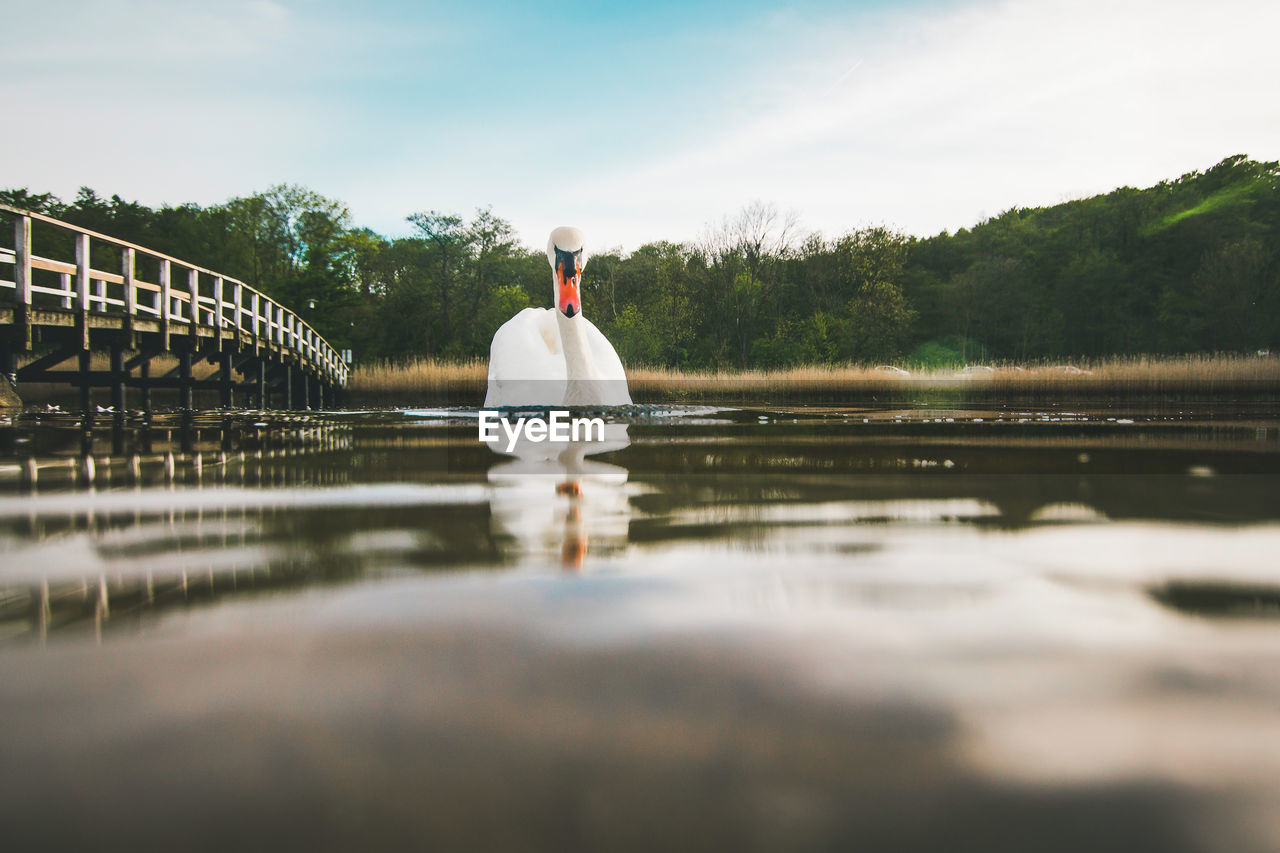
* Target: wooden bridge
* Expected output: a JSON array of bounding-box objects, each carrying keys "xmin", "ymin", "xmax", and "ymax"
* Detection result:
[{"xmin": 0, "ymin": 204, "xmax": 349, "ymax": 412}]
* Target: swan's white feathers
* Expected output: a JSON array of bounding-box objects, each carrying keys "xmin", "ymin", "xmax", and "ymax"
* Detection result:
[
  {"xmin": 485, "ymin": 228, "xmax": 631, "ymax": 408},
  {"xmin": 485, "ymin": 308, "xmax": 565, "ymax": 407},
  {"xmin": 538, "ymin": 315, "xmax": 560, "ymax": 355},
  {"xmin": 586, "ymin": 320, "xmax": 627, "ymax": 379}
]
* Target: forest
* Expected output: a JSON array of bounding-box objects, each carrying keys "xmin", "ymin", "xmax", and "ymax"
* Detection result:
[{"xmin": 4, "ymin": 154, "xmax": 1278, "ymax": 369}]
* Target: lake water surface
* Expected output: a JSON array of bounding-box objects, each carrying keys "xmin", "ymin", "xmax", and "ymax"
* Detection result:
[{"xmin": 1, "ymin": 403, "xmax": 1278, "ymax": 851}]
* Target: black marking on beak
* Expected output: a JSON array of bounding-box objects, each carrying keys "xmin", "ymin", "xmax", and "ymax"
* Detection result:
[{"xmin": 555, "ymin": 246, "xmax": 582, "ymax": 280}]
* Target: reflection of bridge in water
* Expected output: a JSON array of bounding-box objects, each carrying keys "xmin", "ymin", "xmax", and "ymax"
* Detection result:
[
  {"xmin": 0, "ymin": 417, "xmax": 359, "ymax": 644},
  {"xmin": 6, "ymin": 416, "xmax": 354, "ymax": 491},
  {"xmin": 1, "ymin": 204, "xmax": 348, "ymax": 411}
]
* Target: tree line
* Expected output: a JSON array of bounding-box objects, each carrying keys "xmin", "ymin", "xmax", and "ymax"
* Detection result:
[{"xmin": 4, "ymin": 154, "xmax": 1277, "ymax": 368}]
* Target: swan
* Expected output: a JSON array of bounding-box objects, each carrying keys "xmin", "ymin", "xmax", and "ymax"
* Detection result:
[{"xmin": 484, "ymin": 226, "xmax": 632, "ymax": 408}]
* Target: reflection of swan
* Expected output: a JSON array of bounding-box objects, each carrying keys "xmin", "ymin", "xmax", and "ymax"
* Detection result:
[
  {"xmin": 486, "ymin": 423, "xmax": 632, "ymax": 570},
  {"xmin": 484, "ymin": 227, "xmax": 632, "ymax": 408}
]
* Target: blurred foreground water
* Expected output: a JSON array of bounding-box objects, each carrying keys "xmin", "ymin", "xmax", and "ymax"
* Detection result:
[{"xmin": 1, "ymin": 403, "xmax": 1278, "ymax": 851}]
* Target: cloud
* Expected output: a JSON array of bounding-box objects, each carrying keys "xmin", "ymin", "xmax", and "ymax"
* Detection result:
[
  {"xmin": 578, "ymin": 0, "xmax": 1280, "ymax": 246},
  {"xmin": 5, "ymin": 1, "xmax": 294, "ymax": 69},
  {"xmin": 2, "ymin": 0, "xmax": 1277, "ymax": 253},
  {"xmin": 0, "ymin": 0, "xmax": 442, "ymax": 207}
]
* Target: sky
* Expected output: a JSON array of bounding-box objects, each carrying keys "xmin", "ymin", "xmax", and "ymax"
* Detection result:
[{"xmin": 3, "ymin": 0, "xmax": 1278, "ymax": 252}]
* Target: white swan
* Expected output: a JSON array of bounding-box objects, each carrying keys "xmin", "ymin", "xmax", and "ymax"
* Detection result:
[{"xmin": 484, "ymin": 226, "xmax": 632, "ymax": 408}]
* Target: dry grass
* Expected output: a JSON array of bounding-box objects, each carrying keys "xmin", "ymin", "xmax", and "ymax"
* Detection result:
[
  {"xmin": 988, "ymin": 355, "xmax": 1280, "ymax": 394},
  {"xmin": 348, "ymin": 358, "xmax": 487, "ymax": 405},
  {"xmin": 347, "ymin": 354, "xmax": 1280, "ymax": 406}
]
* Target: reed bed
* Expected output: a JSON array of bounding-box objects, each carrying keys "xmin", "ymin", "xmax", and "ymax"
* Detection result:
[
  {"xmin": 347, "ymin": 354, "xmax": 1280, "ymax": 407},
  {"xmin": 348, "ymin": 358, "xmax": 488, "ymax": 406}
]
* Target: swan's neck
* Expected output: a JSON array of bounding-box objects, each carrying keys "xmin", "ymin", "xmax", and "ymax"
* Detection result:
[
  {"xmin": 558, "ymin": 311, "xmax": 596, "ymax": 379},
  {"xmin": 557, "ymin": 311, "xmax": 601, "ymax": 403}
]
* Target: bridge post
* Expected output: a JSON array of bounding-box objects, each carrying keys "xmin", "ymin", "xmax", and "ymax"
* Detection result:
[
  {"xmin": 93, "ymin": 268, "xmax": 105, "ymax": 313},
  {"xmin": 219, "ymin": 350, "xmax": 233, "ymax": 408},
  {"xmin": 213, "ymin": 276, "xmax": 225, "ymax": 351},
  {"xmin": 188, "ymin": 269, "xmax": 201, "ymax": 333},
  {"xmin": 13, "ymin": 214, "xmax": 33, "ymax": 351},
  {"xmin": 139, "ymin": 358, "xmax": 151, "ymax": 413},
  {"xmin": 179, "ymin": 347, "xmax": 193, "ymax": 410},
  {"xmin": 122, "ymin": 248, "xmax": 136, "ymax": 338},
  {"xmin": 78, "ymin": 350, "xmax": 91, "ymax": 413},
  {"xmin": 255, "ymin": 359, "xmax": 266, "ymax": 409},
  {"xmin": 75, "ymin": 233, "xmax": 91, "ymax": 350},
  {"xmin": 283, "ymin": 363, "xmax": 294, "ymax": 410},
  {"xmin": 232, "ymin": 281, "xmax": 244, "ymax": 340},
  {"xmin": 110, "ymin": 343, "xmax": 125, "ymax": 412},
  {"xmin": 159, "ymin": 259, "xmax": 172, "ymax": 351},
  {"xmin": 250, "ymin": 292, "xmax": 261, "ymax": 350}
]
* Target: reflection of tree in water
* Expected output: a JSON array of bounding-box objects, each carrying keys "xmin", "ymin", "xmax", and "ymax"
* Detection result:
[
  {"xmin": 616, "ymin": 427, "xmax": 1280, "ymax": 531},
  {"xmin": 1149, "ymin": 581, "xmax": 1280, "ymax": 620},
  {"xmin": 485, "ymin": 422, "xmax": 632, "ymax": 571}
]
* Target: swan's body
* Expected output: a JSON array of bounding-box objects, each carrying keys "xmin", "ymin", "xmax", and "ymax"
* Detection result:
[
  {"xmin": 485, "ymin": 308, "xmax": 629, "ymax": 407},
  {"xmin": 484, "ymin": 227, "xmax": 631, "ymax": 408}
]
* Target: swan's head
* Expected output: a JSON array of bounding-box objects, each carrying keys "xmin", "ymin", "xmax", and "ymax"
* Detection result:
[{"xmin": 547, "ymin": 226, "xmax": 587, "ymax": 319}]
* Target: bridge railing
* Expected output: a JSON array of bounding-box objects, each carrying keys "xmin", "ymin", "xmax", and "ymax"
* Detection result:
[{"xmin": 0, "ymin": 204, "xmax": 348, "ymax": 386}]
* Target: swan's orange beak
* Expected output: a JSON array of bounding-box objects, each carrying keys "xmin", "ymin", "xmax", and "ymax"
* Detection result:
[{"xmin": 557, "ymin": 262, "xmax": 581, "ymax": 318}]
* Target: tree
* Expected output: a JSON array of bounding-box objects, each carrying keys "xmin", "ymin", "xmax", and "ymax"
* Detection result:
[
  {"xmin": 0, "ymin": 188, "xmax": 63, "ymax": 215},
  {"xmin": 1194, "ymin": 238, "xmax": 1276, "ymax": 351},
  {"xmin": 831, "ymin": 228, "xmax": 916, "ymax": 362},
  {"xmin": 406, "ymin": 210, "xmax": 469, "ymax": 356},
  {"xmin": 701, "ymin": 202, "xmax": 800, "ymax": 367},
  {"xmin": 462, "ymin": 207, "xmax": 516, "ymax": 352}
]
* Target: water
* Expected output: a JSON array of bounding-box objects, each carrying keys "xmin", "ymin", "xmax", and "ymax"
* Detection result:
[{"xmin": 1, "ymin": 403, "xmax": 1279, "ymax": 851}]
